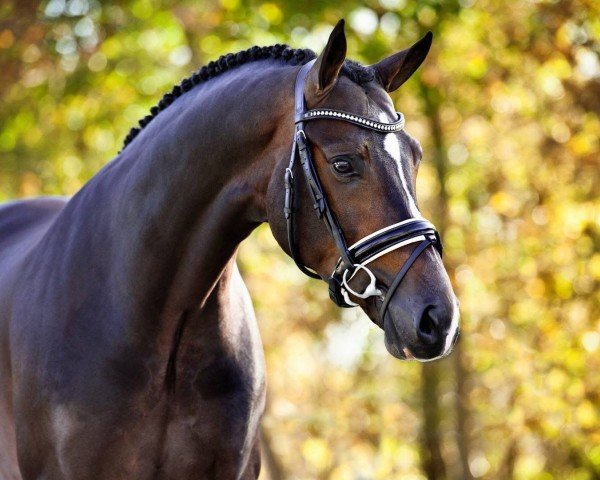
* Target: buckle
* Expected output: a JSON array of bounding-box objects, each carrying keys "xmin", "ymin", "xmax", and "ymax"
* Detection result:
[
  {"xmin": 296, "ymin": 130, "xmax": 307, "ymax": 150},
  {"xmin": 284, "ymin": 167, "xmax": 293, "ymax": 185},
  {"xmin": 328, "ymin": 277, "xmax": 356, "ymax": 308},
  {"xmin": 341, "ymin": 264, "xmax": 382, "ymax": 301}
]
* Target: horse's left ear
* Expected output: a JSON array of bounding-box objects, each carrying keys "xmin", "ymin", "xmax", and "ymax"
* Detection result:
[{"xmin": 373, "ymin": 31, "xmax": 433, "ymax": 92}]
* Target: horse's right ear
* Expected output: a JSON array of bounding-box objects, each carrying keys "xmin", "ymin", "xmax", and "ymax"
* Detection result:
[{"xmin": 307, "ymin": 19, "xmax": 347, "ymax": 96}]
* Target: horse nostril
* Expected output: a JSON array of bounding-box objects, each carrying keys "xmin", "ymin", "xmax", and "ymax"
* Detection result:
[{"xmin": 416, "ymin": 306, "xmax": 440, "ymax": 345}]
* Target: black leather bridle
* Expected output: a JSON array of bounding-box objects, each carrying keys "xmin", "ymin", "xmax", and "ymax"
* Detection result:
[{"xmin": 284, "ymin": 60, "xmax": 443, "ymax": 323}]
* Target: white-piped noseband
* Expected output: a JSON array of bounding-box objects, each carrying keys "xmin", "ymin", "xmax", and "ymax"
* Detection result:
[{"xmin": 337, "ymin": 218, "xmax": 432, "ymax": 305}]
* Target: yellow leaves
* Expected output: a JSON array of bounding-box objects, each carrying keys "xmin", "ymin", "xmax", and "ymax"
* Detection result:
[
  {"xmin": 575, "ymin": 400, "xmax": 598, "ymax": 430},
  {"xmin": 568, "ymin": 131, "xmax": 599, "ymax": 156},
  {"xmin": 543, "ymin": 55, "xmax": 573, "ymax": 79},
  {"xmin": 302, "ymin": 438, "xmax": 332, "ymax": 471},
  {"xmin": 200, "ymin": 35, "xmax": 222, "ymax": 55},
  {"xmin": 525, "ymin": 277, "xmax": 546, "ymax": 299},
  {"xmin": 589, "ymin": 254, "xmax": 600, "ymax": 280},
  {"xmin": 539, "ymin": 74, "xmax": 565, "ymax": 99},
  {"xmin": 508, "ymin": 405, "xmax": 525, "ymax": 428},
  {"xmin": 0, "ymin": 128, "xmax": 16, "ymax": 151},
  {"xmin": 66, "ymin": 108, "xmax": 85, "ymax": 131},
  {"xmin": 83, "ymin": 126, "xmax": 115, "ymax": 152},
  {"xmin": 417, "ymin": 6, "xmax": 437, "ymax": 28},
  {"xmin": 490, "ymin": 82, "xmax": 537, "ymax": 116},
  {"xmin": 555, "ymin": 22, "xmax": 573, "ymax": 50},
  {"xmin": 466, "ymin": 54, "xmax": 487, "ymax": 80},
  {"xmin": 131, "ymin": 0, "xmax": 154, "ymax": 20},
  {"xmin": 489, "ymin": 191, "xmax": 520, "ymax": 218},
  {"xmin": 328, "ymin": 464, "xmax": 354, "ymax": 480},
  {"xmin": 514, "ymin": 453, "xmax": 547, "ymax": 479},
  {"xmin": 588, "ymin": 444, "xmax": 600, "ymax": 470},
  {"xmin": 581, "ymin": 331, "xmax": 600, "ymax": 353},
  {"xmin": 549, "ymin": 120, "xmax": 571, "ymax": 143},
  {"xmin": 553, "ymin": 274, "xmax": 573, "ymax": 300},
  {"xmin": 219, "ymin": 0, "xmax": 240, "ymax": 11},
  {"xmin": 566, "ymin": 379, "xmax": 585, "ymax": 403},
  {"xmin": 567, "ymin": 113, "xmax": 600, "ymax": 156},
  {"xmin": 544, "ymin": 368, "xmax": 568, "ymax": 393},
  {"xmin": 536, "ymin": 55, "xmax": 571, "ymax": 99},
  {"xmin": 510, "ymin": 300, "xmax": 541, "ymax": 325},
  {"xmin": 258, "ymin": 4, "xmax": 283, "ymax": 26}
]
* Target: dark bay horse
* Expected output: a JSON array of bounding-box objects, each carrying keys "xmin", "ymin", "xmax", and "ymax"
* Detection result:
[{"xmin": 0, "ymin": 21, "xmax": 459, "ymax": 479}]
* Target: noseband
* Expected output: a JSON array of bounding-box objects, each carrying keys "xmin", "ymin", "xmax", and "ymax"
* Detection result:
[{"xmin": 284, "ymin": 60, "xmax": 443, "ymax": 323}]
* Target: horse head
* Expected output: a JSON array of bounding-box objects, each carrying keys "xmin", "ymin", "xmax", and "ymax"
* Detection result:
[{"xmin": 267, "ymin": 21, "xmax": 460, "ymax": 361}]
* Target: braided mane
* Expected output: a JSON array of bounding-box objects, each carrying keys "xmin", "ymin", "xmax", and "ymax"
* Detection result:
[
  {"xmin": 121, "ymin": 44, "xmax": 377, "ymax": 151},
  {"xmin": 121, "ymin": 45, "xmax": 316, "ymax": 151}
]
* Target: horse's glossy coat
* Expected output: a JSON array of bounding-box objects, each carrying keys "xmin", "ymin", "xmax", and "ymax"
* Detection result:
[{"xmin": 0, "ymin": 21, "xmax": 458, "ymax": 479}]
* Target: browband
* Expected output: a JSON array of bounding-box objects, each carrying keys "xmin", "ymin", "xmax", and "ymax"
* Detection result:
[
  {"xmin": 299, "ymin": 109, "xmax": 405, "ymax": 132},
  {"xmin": 284, "ymin": 59, "xmax": 443, "ymax": 324}
]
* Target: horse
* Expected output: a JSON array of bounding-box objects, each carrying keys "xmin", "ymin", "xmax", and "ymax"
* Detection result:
[{"xmin": 0, "ymin": 20, "xmax": 459, "ymax": 479}]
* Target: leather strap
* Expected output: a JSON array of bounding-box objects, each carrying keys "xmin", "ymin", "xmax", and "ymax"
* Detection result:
[
  {"xmin": 284, "ymin": 61, "xmax": 321, "ymax": 279},
  {"xmin": 286, "ymin": 59, "xmax": 355, "ymax": 278},
  {"xmin": 300, "ymin": 109, "xmax": 405, "ymax": 132},
  {"xmin": 379, "ymin": 238, "xmax": 433, "ymax": 323}
]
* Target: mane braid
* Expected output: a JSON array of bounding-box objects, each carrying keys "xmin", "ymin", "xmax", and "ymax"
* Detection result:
[{"xmin": 120, "ymin": 44, "xmax": 317, "ymax": 151}]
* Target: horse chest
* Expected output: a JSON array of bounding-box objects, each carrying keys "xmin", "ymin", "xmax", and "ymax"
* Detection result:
[{"xmin": 43, "ymin": 356, "xmax": 265, "ymax": 480}]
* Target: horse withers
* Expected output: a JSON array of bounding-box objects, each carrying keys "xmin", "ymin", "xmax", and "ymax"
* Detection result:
[{"xmin": 0, "ymin": 20, "xmax": 459, "ymax": 480}]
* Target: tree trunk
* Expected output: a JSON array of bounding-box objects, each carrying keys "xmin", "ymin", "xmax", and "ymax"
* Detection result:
[
  {"xmin": 421, "ymin": 362, "xmax": 448, "ymax": 480},
  {"xmin": 419, "ymin": 80, "xmax": 473, "ymax": 480},
  {"xmin": 453, "ymin": 342, "xmax": 473, "ymax": 480}
]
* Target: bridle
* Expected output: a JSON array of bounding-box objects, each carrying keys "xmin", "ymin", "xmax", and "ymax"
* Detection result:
[{"xmin": 284, "ymin": 59, "xmax": 443, "ymax": 324}]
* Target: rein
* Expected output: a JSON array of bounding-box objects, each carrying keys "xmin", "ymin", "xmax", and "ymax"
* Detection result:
[{"xmin": 284, "ymin": 60, "xmax": 443, "ymax": 323}]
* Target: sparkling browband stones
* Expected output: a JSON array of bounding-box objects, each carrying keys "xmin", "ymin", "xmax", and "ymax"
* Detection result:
[{"xmin": 299, "ymin": 109, "xmax": 405, "ymax": 132}]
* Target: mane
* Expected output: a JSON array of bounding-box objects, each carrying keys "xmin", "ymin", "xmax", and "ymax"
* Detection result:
[{"xmin": 121, "ymin": 44, "xmax": 376, "ymax": 151}]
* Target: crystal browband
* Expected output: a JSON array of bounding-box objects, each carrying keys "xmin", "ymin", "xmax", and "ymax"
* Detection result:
[{"xmin": 299, "ymin": 109, "xmax": 405, "ymax": 132}]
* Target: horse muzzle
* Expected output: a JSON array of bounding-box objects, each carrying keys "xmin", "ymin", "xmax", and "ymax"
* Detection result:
[{"xmin": 383, "ymin": 295, "xmax": 460, "ymax": 361}]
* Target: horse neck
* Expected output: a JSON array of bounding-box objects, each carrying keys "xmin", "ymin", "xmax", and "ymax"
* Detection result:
[{"xmin": 56, "ymin": 61, "xmax": 296, "ymax": 325}]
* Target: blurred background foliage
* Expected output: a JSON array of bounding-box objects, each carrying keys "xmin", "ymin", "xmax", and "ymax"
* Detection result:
[{"xmin": 1, "ymin": 0, "xmax": 599, "ymax": 478}]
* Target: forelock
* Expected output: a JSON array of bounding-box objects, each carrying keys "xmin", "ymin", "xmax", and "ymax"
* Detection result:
[{"xmin": 341, "ymin": 60, "xmax": 376, "ymax": 86}]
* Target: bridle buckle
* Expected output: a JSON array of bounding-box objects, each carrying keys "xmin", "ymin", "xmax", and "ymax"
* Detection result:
[{"xmin": 341, "ymin": 264, "xmax": 382, "ymax": 306}]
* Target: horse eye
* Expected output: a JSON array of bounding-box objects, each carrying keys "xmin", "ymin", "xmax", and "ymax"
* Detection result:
[{"xmin": 333, "ymin": 160, "xmax": 353, "ymax": 175}]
